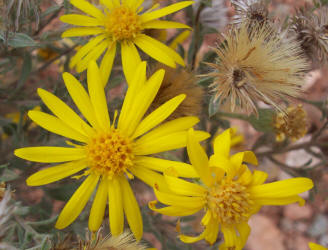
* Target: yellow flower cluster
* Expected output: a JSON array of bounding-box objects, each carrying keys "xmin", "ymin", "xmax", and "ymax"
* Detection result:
[
  {"xmin": 12, "ymin": 0, "xmax": 316, "ymax": 249},
  {"xmin": 150, "ymin": 128, "xmax": 313, "ymax": 249},
  {"xmin": 274, "ymin": 104, "xmax": 308, "ymax": 142}
]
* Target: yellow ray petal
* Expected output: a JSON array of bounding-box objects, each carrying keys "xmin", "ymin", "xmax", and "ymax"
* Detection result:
[
  {"xmin": 28, "ymin": 110, "xmax": 88, "ymax": 142},
  {"xmin": 140, "ymin": 1, "xmax": 193, "ymax": 23},
  {"xmin": 63, "ymin": 72, "xmax": 100, "ymax": 130},
  {"xmin": 249, "ymin": 177, "xmax": 313, "ymax": 199},
  {"xmin": 164, "ymin": 174, "xmax": 206, "ymax": 196},
  {"xmin": 60, "ymin": 14, "xmax": 104, "ymax": 26},
  {"xmin": 187, "ymin": 128, "xmax": 213, "ymax": 187},
  {"xmin": 15, "ymin": 147, "xmax": 86, "ymax": 163},
  {"xmin": 236, "ymin": 222, "xmax": 251, "ymax": 250},
  {"xmin": 243, "ymin": 151, "xmax": 258, "ymax": 165},
  {"xmin": 221, "ymin": 225, "xmax": 237, "ymax": 248},
  {"xmin": 130, "ymin": 165, "xmax": 171, "ymax": 192},
  {"xmin": 142, "ymin": 20, "xmax": 190, "ymax": 29},
  {"xmin": 124, "ymin": 69, "xmax": 165, "ymax": 137},
  {"xmin": 76, "ymin": 40, "xmax": 109, "ymax": 73},
  {"xmin": 134, "ymin": 156, "xmax": 198, "ymax": 178},
  {"xmin": 121, "ymin": 177, "xmax": 143, "ymax": 241},
  {"xmin": 26, "ymin": 159, "xmax": 88, "ymax": 186},
  {"xmin": 100, "ymin": 42, "xmax": 117, "ymax": 86},
  {"xmin": 132, "ymin": 94, "xmax": 186, "ymax": 139},
  {"xmin": 37, "ymin": 88, "xmax": 93, "ymax": 136},
  {"xmin": 213, "ymin": 128, "xmax": 231, "ymax": 157},
  {"xmin": 121, "ymin": 41, "xmax": 141, "ymax": 85},
  {"xmin": 70, "ymin": 34, "xmax": 106, "ymax": 68},
  {"xmin": 118, "ymin": 62, "xmax": 147, "ymax": 132},
  {"xmin": 87, "ymin": 61, "xmax": 111, "ymax": 131},
  {"xmin": 100, "ymin": 0, "xmax": 115, "ymax": 10},
  {"xmin": 253, "ymin": 195, "xmax": 305, "ymax": 206},
  {"xmin": 154, "ymin": 186, "xmax": 205, "ymax": 208},
  {"xmin": 134, "ymin": 34, "xmax": 177, "ymax": 67},
  {"xmin": 70, "ymin": 0, "xmax": 105, "ymax": 20},
  {"xmin": 250, "ymin": 170, "xmax": 268, "ymax": 186},
  {"xmin": 134, "ymin": 130, "xmax": 209, "ymax": 155},
  {"xmin": 123, "ymin": 0, "xmax": 143, "ymax": 9},
  {"xmin": 108, "ymin": 177, "xmax": 124, "ymax": 236},
  {"xmin": 204, "ymin": 218, "xmax": 220, "ymax": 244},
  {"xmin": 134, "ymin": 116, "xmax": 199, "ymax": 143},
  {"xmin": 238, "ymin": 167, "xmax": 253, "ymax": 186},
  {"xmin": 56, "ymin": 174, "xmax": 99, "ymax": 229},
  {"xmin": 169, "ymin": 30, "xmax": 191, "ymax": 50},
  {"xmin": 179, "ymin": 230, "xmax": 206, "ymax": 243},
  {"xmin": 62, "ymin": 27, "xmax": 105, "ymax": 37},
  {"xmin": 149, "ymin": 201, "xmax": 201, "ymax": 216},
  {"xmin": 309, "ymin": 243, "xmax": 328, "ymax": 250},
  {"xmin": 89, "ymin": 177, "xmax": 108, "ymax": 232}
]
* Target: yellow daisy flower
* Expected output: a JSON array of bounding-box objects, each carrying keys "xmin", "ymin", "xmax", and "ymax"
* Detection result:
[
  {"xmin": 60, "ymin": 0, "xmax": 192, "ymax": 84},
  {"xmin": 14, "ymin": 61, "xmax": 209, "ymax": 240},
  {"xmin": 309, "ymin": 243, "xmax": 328, "ymax": 250},
  {"xmin": 150, "ymin": 129, "xmax": 313, "ymax": 249}
]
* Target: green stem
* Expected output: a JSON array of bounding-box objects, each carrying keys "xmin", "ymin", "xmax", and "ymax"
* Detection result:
[{"xmin": 215, "ymin": 111, "xmax": 250, "ymax": 121}]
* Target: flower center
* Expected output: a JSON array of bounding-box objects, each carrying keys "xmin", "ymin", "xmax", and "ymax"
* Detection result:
[
  {"xmin": 85, "ymin": 129, "xmax": 134, "ymax": 178},
  {"xmin": 206, "ymin": 180, "xmax": 252, "ymax": 225},
  {"xmin": 105, "ymin": 6, "xmax": 142, "ymax": 41}
]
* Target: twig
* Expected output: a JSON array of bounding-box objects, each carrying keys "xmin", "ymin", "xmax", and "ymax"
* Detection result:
[
  {"xmin": 33, "ymin": 6, "xmax": 64, "ymax": 36},
  {"xmin": 6, "ymin": 44, "xmax": 78, "ymax": 100},
  {"xmin": 191, "ymin": 2, "xmax": 205, "ymax": 70}
]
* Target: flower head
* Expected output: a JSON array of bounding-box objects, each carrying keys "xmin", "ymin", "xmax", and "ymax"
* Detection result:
[
  {"xmin": 193, "ymin": 0, "xmax": 227, "ymax": 31},
  {"xmin": 60, "ymin": 0, "xmax": 192, "ymax": 84},
  {"xmin": 148, "ymin": 64, "xmax": 204, "ymax": 120},
  {"xmin": 273, "ymin": 104, "xmax": 308, "ymax": 142},
  {"xmin": 14, "ymin": 61, "xmax": 209, "ymax": 240},
  {"xmin": 291, "ymin": 6, "xmax": 328, "ymax": 67},
  {"xmin": 78, "ymin": 230, "xmax": 147, "ymax": 250},
  {"xmin": 206, "ymin": 22, "xmax": 309, "ymax": 115},
  {"xmin": 150, "ymin": 129, "xmax": 313, "ymax": 249},
  {"xmin": 231, "ymin": 0, "xmax": 270, "ymax": 27}
]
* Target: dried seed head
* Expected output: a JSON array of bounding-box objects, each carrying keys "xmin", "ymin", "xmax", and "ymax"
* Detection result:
[
  {"xmin": 291, "ymin": 6, "xmax": 328, "ymax": 67},
  {"xmin": 273, "ymin": 104, "xmax": 308, "ymax": 142},
  {"xmin": 79, "ymin": 230, "xmax": 147, "ymax": 250},
  {"xmin": 205, "ymin": 22, "xmax": 309, "ymax": 115},
  {"xmin": 231, "ymin": 0, "xmax": 271, "ymax": 28},
  {"xmin": 193, "ymin": 0, "xmax": 228, "ymax": 31},
  {"xmin": 148, "ymin": 64, "xmax": 204, "ymax": 120}
]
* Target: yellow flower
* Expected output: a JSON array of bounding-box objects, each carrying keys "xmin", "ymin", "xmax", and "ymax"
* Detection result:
[
  {"xmin": 150, "ymin": 129, "xmax": 313, "ymax": 249},
  {"xmin": 212, "ymin": 127, "xmax": 244, "ymax": 149},
  {"xmin": 309, "ymin": 243, "xmax": 328, "ymax": 250},
  {"xmin": 274, "ymin": 104, "xmax": 308, "ymax": 142},
  {"xmin": 14, "ymin": 61, "xmax": 209, "ymax": 240},
  {"xmin": 60, "ymin": 0, "xmax": 192, "ymax": 84}
]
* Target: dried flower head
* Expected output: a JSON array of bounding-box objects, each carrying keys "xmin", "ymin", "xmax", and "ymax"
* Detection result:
[
  {"xmin": 291, "ymin": 7, "xmax": 328, "ymax": 66},
  {"xmin": 148, "ymin": 64, "xmax": 204, "ymax": 120},
  {"xmin": 273, "ymin": 104, "xmax": 308, "ymax": 142},
  {"xmin": 193, "ymin": 0, "xmax": 228, "ymax": 31},
  {"xmin": 206, "ymin": 22, "xmax": 309, "ymax": 115},
  {"xmin": 79, "ymin": 230, "xmax": 147, "ymax": 250},
  {"xmin": 231, "ymin": 0, "xmax": 270, "ymax": 27}
]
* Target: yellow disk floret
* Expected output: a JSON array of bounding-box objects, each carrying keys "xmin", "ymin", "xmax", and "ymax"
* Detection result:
[
  {"xmin": 206, "ymin": 179, "xmax": 252, "ymax": 225},
  {"xmin": 105, "ymin": 6, "xmax": 142, "ymax": 41},
  {"xmin": 86, "ymin": 129, "xmax": 134, "ymax": 178}
]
